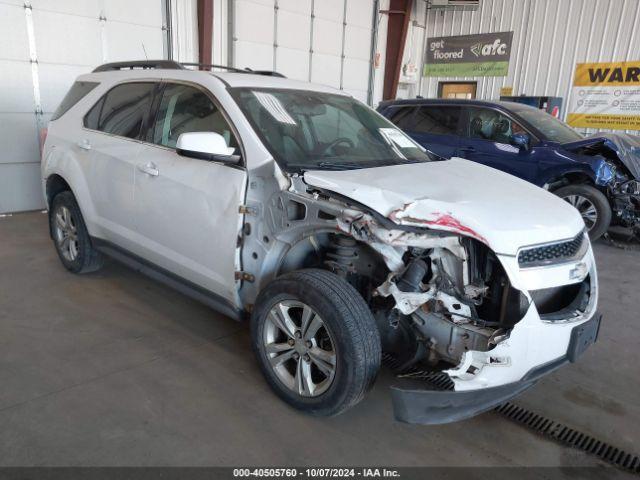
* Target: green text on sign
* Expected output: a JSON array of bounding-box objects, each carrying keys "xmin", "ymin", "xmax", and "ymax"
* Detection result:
[{"xmin": 423, "ymin": 61, "xmax": 509, "ymax": 77}]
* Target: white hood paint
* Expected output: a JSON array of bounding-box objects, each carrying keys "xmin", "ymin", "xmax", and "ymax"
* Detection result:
[{"xmin": 304, "ymin": 158, "xmax": 585, "ymax": 255}]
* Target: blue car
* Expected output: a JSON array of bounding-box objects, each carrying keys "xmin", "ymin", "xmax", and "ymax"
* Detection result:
[{"xmin": 378, "ymin": 99, "xmax": 640, "ymax": 240}]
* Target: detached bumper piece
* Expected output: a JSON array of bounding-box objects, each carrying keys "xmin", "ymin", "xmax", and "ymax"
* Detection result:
[{"xmin": 391, "ymin": 313, "xmax": 602, "ymax": 425}]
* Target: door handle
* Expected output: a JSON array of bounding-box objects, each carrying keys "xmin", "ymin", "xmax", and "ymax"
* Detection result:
[
  {"xmin": 137, "ymin": 162, "xmax": 159, "ymax": 177},
  {"xmin": 458, "ymin": 146, "xmax": 476, "ymax": 153},
  {"xmin": 77, "ymin": 139, "xmax": 92, "ymax": 151}
]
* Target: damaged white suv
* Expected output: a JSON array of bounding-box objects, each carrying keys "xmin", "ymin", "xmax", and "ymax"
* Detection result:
[{"xmin": 42, "ymin": 61, "xmax": 601, "ymax": 424}]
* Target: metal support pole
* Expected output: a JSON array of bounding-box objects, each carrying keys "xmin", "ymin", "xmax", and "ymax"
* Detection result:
[
  {"xmin": 198, "ymin": 0, "xmax": 214, "ymax": 67},
  {"xmin": 382, "ymin": 0, "xmax": 413, "ymax": 100},
  {"xmin": 367, "ymin": 0, "xmax": 380, "ymax": 106},
  {"xmin": 162, "ymin": 0, "xmax": 173, "ymax": 60}
]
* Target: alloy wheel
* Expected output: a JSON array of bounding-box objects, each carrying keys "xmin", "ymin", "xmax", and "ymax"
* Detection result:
[
  {"xmin": 563, "ymin": 194, "xmax": 598, "ymax": 230},
  {"xmin": 263, "ymin": 300, "xmax": 337, "ymax": 397},
  {"xmin": 53, "ymin": 206, "xmax": 79, "ymax": 262}
]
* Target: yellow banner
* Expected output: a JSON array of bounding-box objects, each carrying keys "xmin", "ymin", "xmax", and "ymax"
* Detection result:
[
  {"xmin": 574, "ymin": 61, "xmax": 640, "ymax": 87},
  {"xmin": 567, "ymin": 113, "xmax": 640, "ymax": 130}
]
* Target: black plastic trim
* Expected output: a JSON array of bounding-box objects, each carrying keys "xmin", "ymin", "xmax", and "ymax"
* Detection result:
[
  {"xmin": 390, "ymin": 313, "xmax": 602, "ymax": 425},
  {"xmin": 92, "ymin": 237, "xmax": 245, "ymax": 321}
]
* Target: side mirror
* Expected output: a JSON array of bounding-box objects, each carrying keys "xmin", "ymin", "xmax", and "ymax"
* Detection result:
[
  {"xmin": 510, "ymin": 132, "xmax": 530, "ymax": 151},
  {"xmin": 176, "ymin": 132, "xmax": 241, "ymax": 165}
]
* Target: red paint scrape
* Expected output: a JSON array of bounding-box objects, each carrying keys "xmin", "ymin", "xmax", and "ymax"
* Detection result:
[
  {"xmin": 391, "ymin": 208, "xmax": 488, "ymax": 244},
  {"xmin": 425, "ymin": 213, "xmax": 488, "ymax": 244}
]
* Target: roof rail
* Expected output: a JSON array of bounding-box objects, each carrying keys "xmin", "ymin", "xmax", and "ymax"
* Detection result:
[
  {"xmin": 92, "ymin": 60, "xmax": 286, "ymax": 78},
  {"xmin": 182, "ymin": 62, "xmax": 286, "ymax": 78},
  {"xmin": 93, "ymin": 60, "xmax": 184, "ymax": 72}
]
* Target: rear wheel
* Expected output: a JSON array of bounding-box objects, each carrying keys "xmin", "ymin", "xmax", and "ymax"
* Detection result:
[
  {"xmin": 50, "ymin": 191, "xmax": 103, "ymax": 273},
  {"xmin": 555, "ymin": 184, "xmax": 612, "ymax": 240},
  {"xmin": 251, "ymin": 269, "xmax": 381, "ymax": 416}
]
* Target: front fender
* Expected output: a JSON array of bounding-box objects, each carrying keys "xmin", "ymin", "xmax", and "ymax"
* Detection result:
[{"xmin": 540, "ymin": 159, "xmax": 598, "ymax": 189}]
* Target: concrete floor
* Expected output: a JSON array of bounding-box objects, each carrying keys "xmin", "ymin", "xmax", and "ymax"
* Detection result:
[{"xmin": 0, "ymin": 212, "xmax": 638, "ymax": 471}]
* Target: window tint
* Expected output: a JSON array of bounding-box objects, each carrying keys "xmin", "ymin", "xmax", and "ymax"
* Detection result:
[
  {"xmin": 388, "ymin": 106, "xmax": 416, "ymax": 130},
  {"xmin": 84, "ymin": 96, "xmax": 104, "ymax": 130},
  {"xmin": 152, "ymin": 84, "xmax": 238, "ymax": 151},
  {"xmin": 413, "ymin": 106, "xmax": 461, "ymax": 135},
  {"xmin": 52, "ymin": 81, "xmax": 99, "ymax": 121},
  {"xmin": 97, "ymin": 83, "xmax": 155, "ymax": 139},
  {"xmin": 465, "ymin": 108, "xmax": 527, "ymax": 144}
]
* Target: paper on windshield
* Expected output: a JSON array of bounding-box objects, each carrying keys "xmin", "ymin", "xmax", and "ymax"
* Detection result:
[{"xmin": 379, "ymin": 128, "xmax": 419, "ymax": 149}]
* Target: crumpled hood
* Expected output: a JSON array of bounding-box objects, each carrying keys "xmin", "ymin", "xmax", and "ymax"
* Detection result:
[
  {"xmin": 304, "ymin": 158, "xmax": 585, "ymax": 255},
  {"xmin": 563, "ymin": 133, "xmax": 640, "ymax": 180}
]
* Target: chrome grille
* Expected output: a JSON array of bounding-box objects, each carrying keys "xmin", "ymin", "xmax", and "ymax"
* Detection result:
[{"xmin": 518, "ymin": 232, "xmax": 587, "ymax": 268}]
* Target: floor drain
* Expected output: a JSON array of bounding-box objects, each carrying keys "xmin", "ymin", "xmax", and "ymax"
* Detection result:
[
  {"xmin": 495, "ymin": 402, "xmax": 640, "ymax": 474},
  {"xmin": 384, "ymin": 354, "xmax": 640, "ymax": 474}
]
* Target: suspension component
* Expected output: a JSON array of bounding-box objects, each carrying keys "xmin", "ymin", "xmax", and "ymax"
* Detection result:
[{"xmin": 324, "ymin": 234, "xmax": 358, "ymax": 277}]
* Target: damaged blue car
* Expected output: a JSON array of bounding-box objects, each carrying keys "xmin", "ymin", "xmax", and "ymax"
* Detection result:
[{"xmin": 378, "ymin": 99, "xmax": 640, "ymax": 240}]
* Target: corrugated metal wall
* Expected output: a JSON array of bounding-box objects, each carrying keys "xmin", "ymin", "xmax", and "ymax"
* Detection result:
[{"xmin": 399, "ymin": 0, "xmax": 640, "ymax": 133}]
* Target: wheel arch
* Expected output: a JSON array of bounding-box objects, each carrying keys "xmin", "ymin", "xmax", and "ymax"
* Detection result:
[
  {"xmin": 545, "ymin": 170, "xmax": 597, "ymax": 192},
  {"xmin": 45, "ymin": 174, "xmax": 72, "ymax": 208}
]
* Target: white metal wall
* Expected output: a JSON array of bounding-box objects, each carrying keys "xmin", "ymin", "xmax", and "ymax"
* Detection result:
[
  {"xmin": 0, "ymin": 0, "xmax": 166, "ymax": 213},
  {"xmin": 398, "ymin": 0, "xmax": 640, "ymax": 134},
  {"xmin": 171, "ymin": 0, "xmax": 199, "ymax": 62},
  {"xmin": 229, "ymin": 0, "xmax": 376, "ymax": 103}
]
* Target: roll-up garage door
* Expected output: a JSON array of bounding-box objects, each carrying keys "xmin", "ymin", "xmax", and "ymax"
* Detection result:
[
  {"xmin": 231, "ymin": 0, "xmax": 374, "ymax": 103},
  {"xmin": 0, "ymin": 0, "xmax": 166, "ymax": 214}
]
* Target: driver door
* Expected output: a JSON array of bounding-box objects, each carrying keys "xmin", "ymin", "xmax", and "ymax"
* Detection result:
[
  {"xmin": 456, "ymin": 107, "xmax": 539, "ymax": 183},
  {"xmin": 132, "ymin": 82, "xmax": 247, "ymax": 304}
]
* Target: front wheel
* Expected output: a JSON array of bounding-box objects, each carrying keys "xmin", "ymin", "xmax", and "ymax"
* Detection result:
[
  {"xmin": 251, "ymin": 269, "xmax": 381, "ymax": 417},
  {"xmin": 555, "ymin": 184, "xmax": 612, "ymax": 241}
]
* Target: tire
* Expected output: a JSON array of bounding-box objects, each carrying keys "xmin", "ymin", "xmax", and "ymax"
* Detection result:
[
  {"xmin": 555, "ymin": 184, "xmax": 612, "ymax": 241},
  {"xmin": 49, "ymin": 191, "xmax": 103, "ymax": 274},
  {"xmin": 251, "ymin": 269, "xmax": 381, "ymax": 417}
]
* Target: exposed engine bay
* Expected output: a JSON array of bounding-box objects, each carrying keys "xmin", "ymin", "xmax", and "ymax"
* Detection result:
[
  {"xmin": 567, "ymin": 134, "xmax": 640, "ymax": 237},
  {"xmin": 329, "ymin": 210, "xmax": 530, "ymax": 375},
  {"xmin": 243, "ymin": 182, "xmax": 591, "ymax": 383}
]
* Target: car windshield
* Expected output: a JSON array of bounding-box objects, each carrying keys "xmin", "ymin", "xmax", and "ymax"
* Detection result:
[
  {"xmin": 514, "ymin": 107, "xmax": 583, "ymax": 143},
  {"xmin": 232, "ymin": 88, "xmax": 435, "ymax": 171}
]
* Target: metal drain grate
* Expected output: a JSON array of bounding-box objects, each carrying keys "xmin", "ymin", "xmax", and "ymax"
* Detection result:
[
  {"xmin": 384, "ymin": 353, "xmax": 640, "ymax": 474},
  {"xmin": 495, "ymin": 402, "xmax": 640, "ymax": 474}
]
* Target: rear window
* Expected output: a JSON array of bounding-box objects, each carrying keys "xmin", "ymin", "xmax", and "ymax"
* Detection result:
[
  {"xmin": 412, "ymin": 106, "xmax": 462, "ymax": 135},
  {"xmin": 51, "ymin": 81, "xmax": 99, "ymax": 121}
]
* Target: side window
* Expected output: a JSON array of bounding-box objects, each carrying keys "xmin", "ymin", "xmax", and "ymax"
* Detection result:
[
  {"xmin": 388, "ymin": 107, "xmax": 416, "ymax": 130},
  {"xmin": 413, "ymin": 106, "xmax": 461, "ymax": 135},
  {"xmin": 88, "ymin": 83, "xmax": 155, "ymax": 139},
  {"xmin": 152, "ymin": 84, "xmax": 239, "ymax": 151},
  {"xmin": 465, "ymin": 108, "xmax": 526, "ymax": 144}
]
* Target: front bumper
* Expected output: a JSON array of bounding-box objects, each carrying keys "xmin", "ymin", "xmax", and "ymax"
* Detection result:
[{"xmin": 390, "ymin": 312, "xmax": 602, "ymax": 425}]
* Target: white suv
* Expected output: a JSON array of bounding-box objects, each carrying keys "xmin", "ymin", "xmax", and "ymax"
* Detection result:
[{"xmin": 42, "ymin": 61, "xmax": 601, "ymax": 424}]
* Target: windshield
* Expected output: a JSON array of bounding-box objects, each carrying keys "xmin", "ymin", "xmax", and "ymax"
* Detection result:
[
  {"xmin": 514, "ymin": 107, "xmax": 583, "ymax": 143},
  {"xmin": 232, "ymin": 88, "xmax": 435, "ymax": 171}
]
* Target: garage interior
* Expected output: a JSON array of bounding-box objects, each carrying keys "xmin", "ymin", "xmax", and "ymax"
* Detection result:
[{"xmin": 1, "ymin": 0, "xmax": 639, "ymax": 476}]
